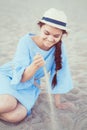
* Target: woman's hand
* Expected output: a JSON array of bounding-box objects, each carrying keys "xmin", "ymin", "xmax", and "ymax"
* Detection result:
[{"xmin": 32, "ymin": 53, "xmax": 45, "ymax": 70}]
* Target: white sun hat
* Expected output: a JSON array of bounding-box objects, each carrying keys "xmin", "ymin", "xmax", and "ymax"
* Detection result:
[{"xmin": 39, "ymin": 8, "xmax": 68, "ymax": 31}]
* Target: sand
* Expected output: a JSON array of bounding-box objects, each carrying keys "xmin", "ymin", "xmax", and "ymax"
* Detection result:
[{"xmin": 0, "ymin": 0, "xmax": 87, "ymax": 130}]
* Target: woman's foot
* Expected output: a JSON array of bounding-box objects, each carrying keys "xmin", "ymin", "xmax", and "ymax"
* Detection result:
[
  {"xmin": 55, "ymin": 102, "xmax": 75, "ymax": 110},
  {"xmin": 54, "ymin": 94, "xmax": 75, "ymax": 110}
]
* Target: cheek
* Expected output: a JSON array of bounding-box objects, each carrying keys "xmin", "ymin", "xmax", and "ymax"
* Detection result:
[
  {"xmin": 55, "ymin": 37, "xmax": 62, "ymax": 43},
  {"xmin": 41, "ymin": 33, "xmax": 47, "ymax": 39}
]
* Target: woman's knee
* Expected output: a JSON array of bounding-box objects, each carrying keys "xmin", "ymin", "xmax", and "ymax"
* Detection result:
[
  {"xmin": 0, "ymin": 103, "xmax": 27, "ymax": 123},
  {"xmin": 0, "ymin": 94, "xmax": 17, "ymax": 113}
]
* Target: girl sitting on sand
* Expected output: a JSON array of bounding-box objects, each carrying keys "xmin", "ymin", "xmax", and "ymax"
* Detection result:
[{"xmin": 0, "ymin": 8, "xmax": 73, "ymax": 123}]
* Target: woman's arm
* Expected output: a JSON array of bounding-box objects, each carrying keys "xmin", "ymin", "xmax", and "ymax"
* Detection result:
[{"xmin": 21, "ymin": 54, "xmax": 45, "ymax": 82}]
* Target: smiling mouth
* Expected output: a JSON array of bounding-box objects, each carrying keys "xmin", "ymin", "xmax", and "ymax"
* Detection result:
[{"xmin": 43, "ymin": 42, "xmax": 54, "ymax": 47}]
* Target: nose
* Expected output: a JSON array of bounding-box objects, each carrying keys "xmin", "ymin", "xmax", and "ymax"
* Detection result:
[{"xmin": 47, "ymin": 35, "xmax": 54, "ymax": 42}]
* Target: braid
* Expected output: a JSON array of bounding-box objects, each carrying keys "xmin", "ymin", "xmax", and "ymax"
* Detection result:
[{"xmin": 52, "ymin": 40, "xmax": 62, "ymax": 88}]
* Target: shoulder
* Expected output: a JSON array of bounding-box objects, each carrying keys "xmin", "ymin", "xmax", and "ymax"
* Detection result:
[
  {"xmin": 19, "ymin": 34, "xmax": 30, "ymax": 43},
  {"xmin": 18, "ymin": 33, "xmax": 32, "ymax": 47},
  {"xmin": 61, "ymin": 42, "xmax": 68, "ymax": 63},
  {"xmin": 61, "ymin": 42, "xmax": 66, "ymax": 49},
  {"xmin": 61, "ymin": 42, "xmax": 67, "ymax": 54}
]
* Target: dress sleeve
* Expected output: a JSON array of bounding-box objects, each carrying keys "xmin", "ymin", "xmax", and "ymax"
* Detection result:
[
  {"xmin": 50, "ymin": 43, "xmax": 73, "ymax": 94},
  {"xmin": 10, "ymin": 36, "xmax": 34, "ymax": 86}
]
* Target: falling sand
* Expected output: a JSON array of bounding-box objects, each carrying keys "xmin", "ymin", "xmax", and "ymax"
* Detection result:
[{"xmin": 43, "ymin": 66, "xmax": 59, "ymax": 130}]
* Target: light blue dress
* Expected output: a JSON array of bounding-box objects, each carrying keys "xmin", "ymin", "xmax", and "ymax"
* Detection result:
[{"xmin": 0, "ymin": 33, "xmax": 73, "ymax": 115}]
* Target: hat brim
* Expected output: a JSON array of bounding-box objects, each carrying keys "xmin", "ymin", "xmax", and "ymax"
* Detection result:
[{"xmin": 39, "ymin": 19, "xmax": 68, "ymax": 31}]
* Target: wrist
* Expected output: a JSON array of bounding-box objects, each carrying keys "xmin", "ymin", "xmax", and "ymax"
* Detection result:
[{"xmin": 30, "ymin": 63, "xmax": 38, "ymax": 72}]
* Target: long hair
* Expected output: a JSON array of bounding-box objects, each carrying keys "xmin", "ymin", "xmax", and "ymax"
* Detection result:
[{"xmin": 52, "ymin": 40, "xmax": 62, "ymax": 88}]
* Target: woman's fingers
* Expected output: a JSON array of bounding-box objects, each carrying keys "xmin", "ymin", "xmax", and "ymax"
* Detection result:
[{"xmin": 33, "ymin": 54, "xmax": 45, "ymax": 68}]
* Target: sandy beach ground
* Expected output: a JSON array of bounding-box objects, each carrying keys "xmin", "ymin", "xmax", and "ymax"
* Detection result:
[{"xmin": 0, "ymin": 0, "xmax": 87, "ymax": 130}]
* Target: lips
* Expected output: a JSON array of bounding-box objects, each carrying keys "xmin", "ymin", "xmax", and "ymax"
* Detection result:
[{"xmin": 43, "ymin": 41, "xmax": 53, "ymax": 48}]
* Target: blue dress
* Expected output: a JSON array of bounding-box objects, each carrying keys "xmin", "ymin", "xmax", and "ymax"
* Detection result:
[{"xmin": 0, "ymin": 33, "xmax": 73, "ymax": 115}]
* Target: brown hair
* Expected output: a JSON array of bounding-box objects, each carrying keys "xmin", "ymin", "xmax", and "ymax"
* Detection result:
[
  {"xmin": 52, "ymin": 40, "xmax": 62, "ymax": 88},
  {"xmin": 38, "ymin": 21, "xmax": 45, "ymax": 27},
  {"xmin": 52, "ymin": 30, "xmax": 67, "ymax": 88},
  {"xmin": 38, "ymin": 22, "xmax": 67, "ymax": 89}
]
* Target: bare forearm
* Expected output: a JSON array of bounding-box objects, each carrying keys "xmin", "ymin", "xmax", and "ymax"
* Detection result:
[{"xmin": 21, "ymin": 63, "xmax": 37, "ymax": 82}]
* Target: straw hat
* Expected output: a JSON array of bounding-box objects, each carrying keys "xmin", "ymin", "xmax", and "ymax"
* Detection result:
[{"xmin": 39, "ymin": 8, "xmax": 68, "ymax": 31}]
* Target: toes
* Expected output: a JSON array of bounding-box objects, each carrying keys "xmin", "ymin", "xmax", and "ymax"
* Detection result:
[{"xmin": 56, "ymin": 102, "xmax": 75, "ymax": 110}]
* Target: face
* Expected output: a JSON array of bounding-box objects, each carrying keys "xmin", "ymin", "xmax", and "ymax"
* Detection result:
[{"xmin": 39, "ymin": 24, "xmax": 63, "ymax": 49}]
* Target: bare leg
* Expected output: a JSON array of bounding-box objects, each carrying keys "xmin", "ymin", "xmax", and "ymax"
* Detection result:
[
  {"xmin": 0, "ymin": 103, "xmax": 27, "ymax": 123},
  {"xmin": 0, "ymin": 94, "xmax": 17, "ymax": 113},
  {"xmin": 54, "ymin": 94, "xmax": 75, "ymax": 109},
  {"xmin": 0, "ymin": 94, "xmax": 27, "ymax": 123}
]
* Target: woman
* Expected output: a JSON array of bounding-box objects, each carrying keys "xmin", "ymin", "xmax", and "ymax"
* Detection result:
[{"xmin": 0, "ymin": 8, "xmax": 73, "ymax": 123}]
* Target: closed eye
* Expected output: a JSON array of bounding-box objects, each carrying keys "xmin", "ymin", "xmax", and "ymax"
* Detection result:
[
  {"xmin": 44, "ymin": 30, "xmax": 61, "ymax": 38},
  {"xmin": 44, "ymin": 31, "xmax": 50, "ymax": 35},
  {"xmin": 53, "ymin": 34, "xmax": 60, "ymax": 38}
]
